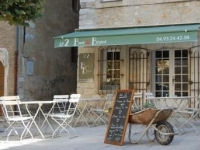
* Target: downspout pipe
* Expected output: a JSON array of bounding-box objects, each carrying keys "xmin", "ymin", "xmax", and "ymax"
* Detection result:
[{"xmin": 14, "ymin": 26, "xmax": 19, "ymax": 95}]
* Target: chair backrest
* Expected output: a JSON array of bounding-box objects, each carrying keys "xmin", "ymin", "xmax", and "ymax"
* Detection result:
[
  {"xmin": 132, "ymin": 92, "xmax": 143, "ymax": 111},
  {"xmin": 134, "ymin": 92, "xmax": 143, "ymax": 99},
  {"xmin": 103, "ymin": 94, "xmax": 114, "ymax": 110},
  {"xmin": 106, "ymin": 94, "xmax": 114, "ymax": 101},
  {"xmin": 145, "ymin": 92, "xmax": 155, "ymax": 99},
  {"xmin": 66, "ymin": 94, "xmax": 81, "ymax": 116},
  {"xmin": 0, "ymin": 96, "xmax": 22, "ymax": 119},
  {"xmin": 53, "ymin": 95, "xmax": 69, "ymax": 102},
  {"xmin": 53, "ymin": 95, "xmax": 69, "ymax": 113},
  {"xmin": 144, "ymin": 92, "xmax": 156, "ymax": 108}
]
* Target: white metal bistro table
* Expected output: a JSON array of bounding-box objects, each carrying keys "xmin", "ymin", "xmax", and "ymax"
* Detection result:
[
  {"xmin": 73, "ymin": 98, "xmax": 105, "ymax": 127},
  {"xmin": 19, "ymin": 100, "xmax": 56, "ymax": 139}
]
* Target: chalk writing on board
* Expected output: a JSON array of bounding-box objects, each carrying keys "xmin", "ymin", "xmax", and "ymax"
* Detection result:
[{"xmin": 104, "ymin": 90, "xmax": 134, "ymax": 146}]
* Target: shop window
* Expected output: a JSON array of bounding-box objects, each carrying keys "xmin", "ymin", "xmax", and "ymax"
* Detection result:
[{"xmin": 99, "ymin": 47, "xmax": 121, "ymax": 91}]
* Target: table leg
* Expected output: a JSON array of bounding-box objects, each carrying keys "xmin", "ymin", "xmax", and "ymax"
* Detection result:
[
  {"xmin": 73, "ymin": 101, "xmax": 91, "ymax": 127},
  {"xmin": 25, "ymin": 104, "xmax": 45, "ymax": 139}
]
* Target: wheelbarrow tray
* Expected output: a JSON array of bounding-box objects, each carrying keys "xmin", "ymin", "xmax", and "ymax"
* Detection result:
[{"xmin": 129, "ymin": 108, "xmax": 173, "ymax": 125}]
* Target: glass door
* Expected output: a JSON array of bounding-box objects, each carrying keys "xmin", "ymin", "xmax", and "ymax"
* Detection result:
[{"xmin": 154, "ymin": 50, "xmax": 188, "ymax": 97}]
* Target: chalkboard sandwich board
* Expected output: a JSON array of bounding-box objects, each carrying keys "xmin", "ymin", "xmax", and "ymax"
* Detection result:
[{"xmin": 104, "ymin": 89, "xmax": 134, "ymax": 146}]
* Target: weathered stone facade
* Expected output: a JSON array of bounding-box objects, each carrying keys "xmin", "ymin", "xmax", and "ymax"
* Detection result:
[
  {"xmin": 80, "ymin": 0, "xmax": 200, "ymax": 29},
  {"xmin": 0, "ymin": 22, "xmax": 16, "ymax": 96},
  {"xmin": 77, "ymin": 0, "xmax": 200, "ymax": 98},
  {"xmin": 0, "ymin": 0, "xmax": 79, "ymax": 101},
  {"xmin": 17, "ymin": 0, "xmax": 79, "ymax": 100}
]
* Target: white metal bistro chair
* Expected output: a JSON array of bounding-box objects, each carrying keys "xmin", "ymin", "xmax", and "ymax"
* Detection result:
[
  {"xmin": 48, "ymin": 94, "xmax": 80, "ymax": 138},
  {"xmin": 130, "ymin": 92, "xmax": 144, "ymax": 134},
  {"xmin": 90, "ymin": 94, "xmax": 114, "ymax": 126},
  {"xmin": 145, "ymin": 92, "xmax": 156, "ymax": 108},
  {"xmin": 40, "ymin": 95, "xmax": 69, "ymax": 132},
  {"xmin": 175, "ymin": 96, "xmax": 200, "ymax": 135},
  {"xmin": 0, "ymin": 96, "xmax": 33, "ymax": 141},
  {"xmin": 131, "ymin": 92, "xmax": 143, "ymax": 113}
]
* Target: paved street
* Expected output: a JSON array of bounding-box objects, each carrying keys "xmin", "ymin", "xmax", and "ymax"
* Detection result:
[{"xmin": 0, "ymin": 122, "xmax": 200, "ymax": 150}]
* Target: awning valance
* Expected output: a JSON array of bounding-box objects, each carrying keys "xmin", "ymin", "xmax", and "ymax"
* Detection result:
[{"xmin": 54, "ymin": 24, "xmax": 200, "ymax": 48}]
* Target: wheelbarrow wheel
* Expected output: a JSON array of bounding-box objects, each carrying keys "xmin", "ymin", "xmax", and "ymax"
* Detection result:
[{"xmin": 154, "ymin": 121, "xmax": 174, "ymax": 145}]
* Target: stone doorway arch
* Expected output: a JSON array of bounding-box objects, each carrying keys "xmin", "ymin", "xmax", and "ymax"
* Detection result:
[{"xmin": 0, "ymin": 48, "xmax": 9, "ymax": 116}]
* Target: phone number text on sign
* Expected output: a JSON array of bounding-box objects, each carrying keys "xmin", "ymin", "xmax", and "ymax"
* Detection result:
[{"xmin": 156, "ymin": 35, "xmax": 190, "ymax": 42}]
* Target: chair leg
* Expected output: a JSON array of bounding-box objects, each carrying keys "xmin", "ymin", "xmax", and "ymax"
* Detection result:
[
  {"xmin": 51, "ymin": 118, "xmax": 70, "ymax": 138},
  {"xmin": 179, "ymin": 115, "xmax": 199, "ymax": 135},
  {"xmin": 62, "ymin": 121, "xmax": 78, "ymax": 138},
  {"xmin": 40, "ymin": 116, "xmax": 55, "ymax": 134},
  {"xmin": 92, "ymin": 111, "xmax": 107, "ymax": 126},
  {"xmin": 20, "ymin": 121, "xmax": 33, "ymax": 140},
  {"xmin": 51, "ymin": 117, "xmax": 78, "ymax": 138}
]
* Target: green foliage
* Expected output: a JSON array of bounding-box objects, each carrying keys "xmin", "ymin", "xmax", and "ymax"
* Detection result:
[{"xmin": 0, "ymin": 0, "xmax": 45, "ymax": 26}]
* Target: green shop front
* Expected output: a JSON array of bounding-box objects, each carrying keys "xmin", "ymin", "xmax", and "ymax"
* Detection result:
[{"xmin": 54, "ymin": 24, "xmax": 200, "ymax": 102}]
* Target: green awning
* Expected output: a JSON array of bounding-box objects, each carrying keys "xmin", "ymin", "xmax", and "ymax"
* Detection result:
[{"xmin": 54, "ymin": 24, "xmax": 200, "ymax": 48}]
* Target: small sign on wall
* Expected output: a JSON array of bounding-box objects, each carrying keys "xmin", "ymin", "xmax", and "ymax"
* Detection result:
[
  {"xmin": 79, "ymin": 53, "xmax": 94, "ymax": 82},
  {"xmin": 27, "ymin": 60, "xmax": 34, "ymax": 75}
]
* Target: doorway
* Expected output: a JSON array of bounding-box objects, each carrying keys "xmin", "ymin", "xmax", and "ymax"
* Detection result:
[
  {"xmin": 0, "ymin": 61, "xmax": 4, "ymax": 115},
  {"xmin": 153, "ymin": 50, "xmax": 188, "ymax": 97}
]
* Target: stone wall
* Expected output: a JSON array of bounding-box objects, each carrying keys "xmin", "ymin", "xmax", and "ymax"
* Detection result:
[
  {"xmin": 0, "ymin": 22, "xmax": 16, "ymax": 96},
  {"xmin": 80, "ymin": 0, "xmax": 200, "ymax": 29},
  {"xmin": 77, "ymin": 0, "xmax": 200, "ymax": 98},
  {"xmin": 17, "ymin": 0, "xmax": 79, "ymax": 100}
]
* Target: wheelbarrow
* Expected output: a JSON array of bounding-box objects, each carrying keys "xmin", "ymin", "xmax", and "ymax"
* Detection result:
[{"xmin": 128, "ymin": 108, "xmax": 177, "ymax": 145}]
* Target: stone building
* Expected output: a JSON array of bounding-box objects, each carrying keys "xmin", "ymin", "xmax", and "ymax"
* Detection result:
[
  {"xmin": 0, "ymin": 0, "xmax": 79, "ymax": 116},
  {"xmin": 55, "ymin": 0, "xmax": 200, "ymax": 104},
  {"xmin": 0, "ymin": 22, "xmax": 16, "ymax": 116},
  {"xmin": 17, "ymin": 0, "xmax": 79, "ymax": 100}
]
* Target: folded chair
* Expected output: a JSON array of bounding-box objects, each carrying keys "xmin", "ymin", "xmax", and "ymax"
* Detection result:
[
  {"xmin": 40, "ymin": 95, "xmax": 69, "ymax": 132},
  {"xmin": 48, "ymin": 94, "xmax": 80, "ymax": 138},
  {"xmin": 175, "ymin": 96, "xmax": 200, "ymax": 135},
  {"xmin": 131, "ymin": 92, "xmax": 143, "ymax": 113},
  {"xmin": 90, "ymin": 94, "xmax": 114, "ymax": 126},
  {"xmin": 0, "ymin": 96, "xmax": 33, "ymax": 141}
]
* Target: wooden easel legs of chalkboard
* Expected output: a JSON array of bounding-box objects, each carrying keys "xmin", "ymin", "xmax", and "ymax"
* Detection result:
[{"xmin": 128, "ymin": 108, "xmax": 178, "ymax": 145}]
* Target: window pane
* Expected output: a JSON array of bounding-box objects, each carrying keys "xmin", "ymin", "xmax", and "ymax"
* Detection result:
[
  {"xmin": 114, "ymin": 52, "xmax": 120, "ymax": 60},
  {"xmin": 182, "ymin": 75, "xmax": 188, "ymax": 82},
  {"xmin": 163, "ymin": 67, "xmax": 169, "ymax": 74},
  {"xmin": 175, "ymin": 75, "xmax": 181, "ymax": 82},
  {"xmin": 175, "ymin": 50, "xmax": 181, "ymax": 57},
  {"xmin": 175, "ymin": 84, "xmax": 181, "ymax": 90},
  {"xmin": 163, "ymin": 51, "xmax": 169, "ymax": 58},
  {"xmin": 155, "ymin": 75, "xmax": 162, "ymax": 82},
  {"xmin": 175, "ymin": 67, "xmax": 181, "ymax": 74},
  {"xmin": 163, "ymin": 75, "xmax": 169, "ymax": 82},
  {"xmin": 182, "ymin": 59, "xmax": 188, "ymax": 65},
  {"xmin": 156, "ymin": 51, "xmax": 162, "ymax": 58},
  {"xmin": 175, "ymin": 59, "xmax": 181, "ymax": 66},
  {"xmin": 182, "ymin": 50, "xmax": 188, "ymax": 57},
  {"xmin": 114, "ymin": 70, "xmax": 120, "ymax": 78},
  {"xmin": 107, "ymin": 52, "xmax": 112, "ymax": 60},
  {"xmin": 182, "ymin": 84, "xmax": 188, "ymax": 90},
  {"xmin": 114, "ymin": 61, "xmax": 120, "ymax": 69},
  {"xmin": 182, "ymin": 67, "xmax": 188, "ymax": 73}
]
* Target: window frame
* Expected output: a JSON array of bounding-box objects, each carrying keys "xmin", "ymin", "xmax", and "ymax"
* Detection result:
[{"xmin": 98, "ymin": 47, "xmax": 121, "ymax": 91}]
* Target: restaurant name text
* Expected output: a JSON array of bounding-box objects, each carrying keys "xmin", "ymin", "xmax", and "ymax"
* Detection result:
[{"xmin": 59, "ymin": 37, "xmax": 107, "ymax": 47}]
